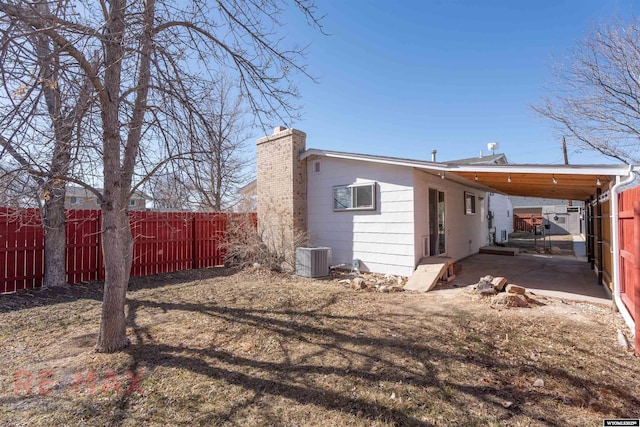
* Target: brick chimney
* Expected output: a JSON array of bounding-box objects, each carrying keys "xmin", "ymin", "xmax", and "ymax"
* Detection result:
[{"xmin": 256, "ymin": 127, "xmax": 307, "ymax": 268}]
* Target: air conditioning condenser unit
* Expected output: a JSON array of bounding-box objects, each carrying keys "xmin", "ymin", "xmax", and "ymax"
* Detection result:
[{"xmin": 295, "ymin": 247, "xmax": 331, "ymax": 278}]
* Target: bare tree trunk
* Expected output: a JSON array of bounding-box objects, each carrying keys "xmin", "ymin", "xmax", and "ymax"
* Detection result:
[
  {"xmin": 95, "ymin": 0, "xmax": 129, "ymax": 353},
  {"xmin": 96, "ymin": 208, "xmax": 132, "ymax": 352},
  {"xmin": 42, "ymin": 187, "xmax": 66, "ymax": 287},
  {"xmin": 41, "ymin": 124, "xmax": 73, "ymax": 288}
]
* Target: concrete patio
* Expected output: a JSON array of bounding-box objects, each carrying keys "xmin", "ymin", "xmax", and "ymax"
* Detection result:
[{"xmin": 451, "ymin": 250, "xmax": 612, "ymax": 305}]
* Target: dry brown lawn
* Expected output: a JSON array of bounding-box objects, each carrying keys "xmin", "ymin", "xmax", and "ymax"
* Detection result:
[{"xmin": 0, "ymin": 267, "xmax": 638, "ymax": 426}]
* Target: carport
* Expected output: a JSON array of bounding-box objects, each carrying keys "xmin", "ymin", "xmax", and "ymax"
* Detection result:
[
  {"xmin": 449, "ymin": 163, "xmax": 626, "ymax": 294},
  {"xmin": 443, "ymin": 162, "xmax": 639, "ymax": 348}
]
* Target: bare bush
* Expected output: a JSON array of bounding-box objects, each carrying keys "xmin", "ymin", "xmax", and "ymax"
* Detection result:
[{"xmin": 223, "ymin": 213, "xmax": 307, "ymax": 272}]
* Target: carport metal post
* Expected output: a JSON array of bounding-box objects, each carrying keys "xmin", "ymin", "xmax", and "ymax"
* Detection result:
[
  {"xmin": 634, "ymin": 201, "xmax": 640, "ymax": 356},
  {"xmin": 587, "ymin": 196, "xmax": 595, "ymax": 270},
  {"xmin": 596, "ymin": 188, "xmax": 603, "ymax": 285}
]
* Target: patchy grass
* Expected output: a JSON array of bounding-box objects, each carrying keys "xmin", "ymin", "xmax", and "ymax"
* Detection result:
[
  {"xmin": 505, "ymin": 233, "xmax": 576, "ymax": 255},
  {"xmin": 0, "ymin": 267, "xmax": 638, "ymax": 426}
]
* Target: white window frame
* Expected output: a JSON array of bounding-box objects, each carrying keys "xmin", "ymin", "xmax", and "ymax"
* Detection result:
[
  {"xmin": 333, "ymin": 183, "xmax": 376, "ymax": 211},
  {"xmin": 464, "ymin": 192, "xmax": 476, "ymax": 215},
  {"xmin": 129, "ymin": 199, "xmax": 136, "ymax": 206}
]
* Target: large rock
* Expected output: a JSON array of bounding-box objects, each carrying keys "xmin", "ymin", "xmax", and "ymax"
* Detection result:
[
  {"xmin": 476, "ymin": 279, "xmax": 496, "ymax": 295},
  {"xmin": 491, "ymin": 293, "xmax": 528, "ymax": 308},
  {"xmin": 491, "ymin": 276, "xmax": 508, "ymax": 292},
  {"xmin": 506, "ymin": 284, "xmax": 526, "ymax": 295},
  {"xmin": 352, "ymin": 277, "xmax": 366, "ymax": 290}
]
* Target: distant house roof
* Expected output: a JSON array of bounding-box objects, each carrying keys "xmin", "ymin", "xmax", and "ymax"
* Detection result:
[
  {"xmin": 66, "ymin": 186, "xmax": 148, "ymax": 199},
  {"xmin": 237, "ymin": 180, "xmax": 256, "ymax": 195},
  {"xmin": 447, "ymin": 153, "xmax": 508, "ymax": 165},
  {"xmin": 510, "ymin": 196, "xmax": 584, "ymax": 208}
]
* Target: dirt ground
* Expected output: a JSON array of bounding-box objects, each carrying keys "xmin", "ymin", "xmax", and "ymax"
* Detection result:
[{"xmin": 0, "ymin": 267, "xmax": 638, "ymax": 427}]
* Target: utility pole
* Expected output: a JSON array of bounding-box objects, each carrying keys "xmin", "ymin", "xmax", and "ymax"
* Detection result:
[{"xmin": 562, "ymin": 136, "xmax": 569, "ymax": 165}]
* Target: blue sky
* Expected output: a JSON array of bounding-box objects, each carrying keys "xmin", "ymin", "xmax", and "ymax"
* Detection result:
[{"xmin": 250, "ymin": 0, "xmax": 638, "ymax": 165}]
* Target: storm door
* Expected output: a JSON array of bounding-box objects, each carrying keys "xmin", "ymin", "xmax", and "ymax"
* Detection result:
[{"xmin": 428, "ymin": 189, "xmax": 446, "ymax": 256}]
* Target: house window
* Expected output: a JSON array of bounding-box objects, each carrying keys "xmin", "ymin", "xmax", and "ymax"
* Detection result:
[
  {"xmin": 129, "ymin": 199, "xmax": 136, "ymax": 206},
  {"xmin": 70, "ymin": 197, "xmax": 79, "ymax": 204},
  {"xmin": 501, "ymin": 230, "xmax": 507, "ymax": 241},
  {"xmin": 464, "ymin": 192, "xmax": 476, "ymax": 215},
  {"xmin": 312, "ymin": 160, "xmax": 321, "ymax": 174},
  {"xmin": 333, "ymin": 183, "xmax": 376, "ymax": 211}
]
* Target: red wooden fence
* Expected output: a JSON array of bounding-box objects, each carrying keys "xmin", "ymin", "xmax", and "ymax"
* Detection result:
[
  {"xmin": 513, "ymin": 214, "xmax": 543, "ymax": 233},
  {"xmin": 0, "ymin": 208, "xmax": 256, "ymax": 294},
  {"xmin": 618, "ymin": 187, "xmax": 640, "ymax": 353}
]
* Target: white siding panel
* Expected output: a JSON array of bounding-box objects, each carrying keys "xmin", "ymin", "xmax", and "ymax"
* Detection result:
[
  {"xmin": 352, "ymin": 241, "xmax": 414, "ymax": 256},
  {"xmin": 352, "ymin": 221, "xmax": 414, "ymax": 234},
  {"xmin": 307, "ymin": 157, "xmax": 415, "ymax": 275},
  {"xmin": 352, "ymin": 211, "xmax": 414, "ymax": 223},
  {"xmin": 488, "ymin": 193, "xmax": 513, "ymax": 243}
]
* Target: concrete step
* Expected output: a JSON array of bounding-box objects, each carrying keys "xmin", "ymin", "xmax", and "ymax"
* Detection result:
[{"xmin": 479, "ymin": 246, "xmax": 519, "ymax": 256}]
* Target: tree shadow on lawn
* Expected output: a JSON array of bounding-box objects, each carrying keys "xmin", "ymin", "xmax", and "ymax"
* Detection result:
[
  {"xmin": 0, "ymin": 267, "xmax": 238, "ymax": 314},
  {"xmin": 110, "ymin": 296, "xmax": 640, "ymax": 426}
]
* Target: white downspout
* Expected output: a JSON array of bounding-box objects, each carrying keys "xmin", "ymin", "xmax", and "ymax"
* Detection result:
[{"xmin": 611, "ymin": 165, "xmax": 640, "ymax": 334}]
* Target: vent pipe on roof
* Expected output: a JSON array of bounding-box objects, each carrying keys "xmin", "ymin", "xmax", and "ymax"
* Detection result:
[
  {"xmin": 431, "ymin": 150, "xmax": 437, "ymax": 162},
  {"xmin": 479, "ymin": 150, "xmax": 483, "ymax": 158}
]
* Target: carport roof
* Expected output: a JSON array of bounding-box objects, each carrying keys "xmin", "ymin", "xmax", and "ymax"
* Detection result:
[{"xmin": 301, "ymin": 148, "xmax": 632, "ymax": 201}]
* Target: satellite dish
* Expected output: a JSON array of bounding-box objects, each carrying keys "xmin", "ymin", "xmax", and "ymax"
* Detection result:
[{"xmin": 487, "ymin": 142, "xmax": 499, "ymax": 154}]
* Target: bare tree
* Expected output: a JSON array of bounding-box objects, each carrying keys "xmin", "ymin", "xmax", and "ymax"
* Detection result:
[
  {"xmin": 0, "ymin": 0, "xmax": 321, "ymax": 352},
  {"xmin": 0, "ymin": 0, "xmax": 95, "ymax": 287},
  {"xmin": 146, "ymin": 169, "xmax": 194, "ymax": 211},
  {"xmin": 146, "ymin": 78, "xmax": 250, "ymax": 212},
  {"xmin": 535, "ymin": 15, "xmax": 640, "ymax": 164},
  {"xmin": 181, "ymin": 77, "xmax": 251, "ymax": 211},
  {"xmin": 0, "ymin": 162, "xmax": 40, "ymax": 208}
]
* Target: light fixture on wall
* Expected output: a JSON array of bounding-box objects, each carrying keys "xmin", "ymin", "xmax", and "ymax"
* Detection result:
[
  {"xmin": 507, "ymin": 174, "xmax": 512, "ymax": 183},
  {"xmin": 552, "ymin": 174, "xmax": 557, "ymax": 184},
  {"xmin": 474, "ymin": 173, "xmax": 478, "ymax": 181},
  {"xmin": 440, "ymin": 171, "xmax": 445, "ymax": 179},
  {"xmin": 596, "ymin": 177, "xmax": 602, "ymax": 186}
]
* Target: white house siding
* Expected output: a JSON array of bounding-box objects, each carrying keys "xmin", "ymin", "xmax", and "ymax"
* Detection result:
[
  {"xmin": 413, "ymin": 170, "xmax": 487, "ymax": 264},
  {"xmin": 306, "ymin": 157, "xmax": 415, "ymax": 276},
  {"xmin": 488, "ymin": 193, "xmax": 513, "ymax": 243}
]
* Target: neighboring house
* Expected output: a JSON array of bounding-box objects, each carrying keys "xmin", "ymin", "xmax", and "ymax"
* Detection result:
[
  {"xmin": 448, "ymin": 152, "xmax": 508, "ymax": 166},
  {"xmin": 65, "ymin": 186, "xmax": 148, "ymax": 210},
  {"xmin": 448, "ymin": 152, "xmax": 513, "ymax": 244},
  {"xmin": 511, "ymin": 196, "xmax": 584, "ymax": 235},
  {"xmin": 487, "ymin": 193, "xmax": 514, "ymax": 243},
  {"xmin": 236, "ymin": 180, "xmax": 257, "ymax": 212},
  {"xmin": 255, "ymin": 127, "xmax": 630, "ymax": 279}
]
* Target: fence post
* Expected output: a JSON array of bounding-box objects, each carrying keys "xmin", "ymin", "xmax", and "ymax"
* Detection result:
[
  {"xmin": 96, "ymin": 210, "xmax": 103, "ymax": 281},
  {"xmin": 191, "ymin": 215, "xmax": 197, "ymax": 270},
  {"xmin": 633, "ymin": 201, "xmax": 640, "ymax": 356}
]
